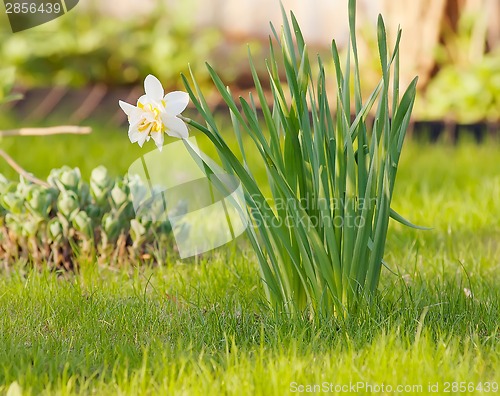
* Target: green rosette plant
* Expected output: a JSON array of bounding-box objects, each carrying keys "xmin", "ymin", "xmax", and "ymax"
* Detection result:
[{"xmin": 0, "ymin": 165, "xmax": 179, "ymax": 267}]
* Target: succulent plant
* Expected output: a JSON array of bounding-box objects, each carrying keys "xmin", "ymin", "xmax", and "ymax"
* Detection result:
[
  {"xmin": 48, "ymin": 166, "xmax": 80, "ymax": 192},
  {"xmin": 110, "ymin": 180, "xmax": 129, "ymax": 208},
  {"xmin": 25, "ymin": 185, "xmax": 56, "ymax": 219},
  {"xmin": 5, "ymin": 213, "xmax": 23, "ymax": 236},
  {"xmin": 1, "ymin": 192, "xmax": 24, "ymax": 214},
  {"xmin": 127, "ymin": 173, "xmax": 148, "ymax": 209},
  {"xmin": 47, "ymin": 217, "xmax": 64, "ymax": 242},
  {"xmin": 130, "ymin": 218, "xmax": 148, "ymax": 248},
  {"xmin": 90, "ymin": 166, "xmax": 113, "ymax": 207},
  {"xmin": 0, "ymin": 165, "xmax": 178, "ymax": 268},
  {"xmin": 57, "ymin": 189, "xmax": 80, "ymax": 220},
  {"xmin": 72, "ymin": 210, "xmax": 93, "ymax": 238},
  {"xmin": 21, "ymin": 216, "xmax": 41, "ymax": 238},
  {"xmin": 101, "ymin": 210, "xmax": 123, "ymax": 243}
]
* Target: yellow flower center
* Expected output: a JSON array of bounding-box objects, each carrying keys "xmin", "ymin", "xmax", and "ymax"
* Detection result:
[{"xmin": 137, "ymin": 102, "xmax": 164, "ymax": 133}]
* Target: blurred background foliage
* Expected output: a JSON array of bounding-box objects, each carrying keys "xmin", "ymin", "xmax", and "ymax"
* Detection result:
[
  {"xmin": 0, "ymin": 0, "xmax": 498, "ymax": 122},
  {"xmin": 0, "ymin": 2, "xmax": 224, "ymax": 89},
  {"xmin": 416, "ymin": 10, "xmax": 500, "ymax": 122}
]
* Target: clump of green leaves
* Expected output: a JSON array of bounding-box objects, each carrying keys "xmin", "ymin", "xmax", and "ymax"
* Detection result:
[
  {"xmin": 182, "ymin": 0, "xmax": 421, "ymax": 318},
  {"xmin": 420, "ymin": 51, "xmax": 500, "ymax": 123},
  {"xmin": 0, "ymin": 3, "xmax": 220, "ymax": 89},
  {"xmin": 417, "ymin": 11, "xmax": 500, "ymax": 123},
  {"xmin": 0, "ymin": 166, "xmax": 177, "ymax": 268}
]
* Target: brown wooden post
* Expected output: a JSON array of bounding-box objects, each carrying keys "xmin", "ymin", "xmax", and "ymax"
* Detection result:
[{"xmin": 381, "ymin": 0, "xmax": 448, "ymax": 89}]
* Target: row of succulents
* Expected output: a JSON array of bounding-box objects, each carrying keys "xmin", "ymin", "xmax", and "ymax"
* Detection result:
[{"xmin": 0, "ymin": 166, "xmax": 181, "ymax": 268}]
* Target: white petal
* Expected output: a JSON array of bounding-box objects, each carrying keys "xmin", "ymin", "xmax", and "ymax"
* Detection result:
[
  {"xmin": 137, "ymin": 132, "xmax": 149, "ymax": 147},
  {"xmin": 143, "ymin": 112, "xmax": 157, "ymax": 123},
  {"xmin": 129, "ymin": 119, "xmax": 151, "ymax": 147},
  {"xmin": 150, "ymin": 131, "xmax": 165, "ymax": 151},
  {"xmin": 128, "ymin": 108, "xmax": 143, "ymax": 124},
  {"xmin": 128, "ymin": 124, "xmax": 141, "ymax": 143},
  {"xmin": 163, "ymin": 91, "xmax": 189, "ymax": 116},
  {"xmin": 144, "ymin": 74, "xmax": 164, "ymax": 101},
  {"xmin": 137, "ymin": 94, "xmax": 152, "ymax": 107},
  {"xmin": 162, "ymin": 115, "xmax": 189, "ymax": 139},
  {"xmin": 124, "ymin": 107, "xmax": 143, "ymax": 124},
  {"xmin": 137, "ymin": 96, "xmax": 163, "ymax": 113},
  {"xmin": 119, "ymin": 100, "xmax": 137, "ymax": 117}
]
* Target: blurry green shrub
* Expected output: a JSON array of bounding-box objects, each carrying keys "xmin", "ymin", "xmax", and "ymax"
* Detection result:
[
  {"xmin": 417, "ymin": 12, "xmax": 500, "ymax": 123},
  {"xmin": 420, "ymin": 51, "xmax": 500, "ymax": 123},
  {"xmin": 0, "ymin": 4, "xmax": 220, "ymax": 89}
]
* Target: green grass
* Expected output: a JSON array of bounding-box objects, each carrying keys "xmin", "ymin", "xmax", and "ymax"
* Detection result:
[
  {"xmin": 0, "ymin": 251, "xmax": 498, "ymax": 395},
  {"xmin": 0, "ymin": 122, "xmax": 145, "ymax": 181},
  {"xmin": 1, "ymin": 128, "xmax": 500, "ymax": 394},
  {"xmin": 0, "ymin": 117, "xmax": 243, "ymax": 181}
]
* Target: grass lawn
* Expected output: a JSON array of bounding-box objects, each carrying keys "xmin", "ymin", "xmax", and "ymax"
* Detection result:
[{"xmin": 1, "ymin": 126, "xmax": 499, "ymax": 395}]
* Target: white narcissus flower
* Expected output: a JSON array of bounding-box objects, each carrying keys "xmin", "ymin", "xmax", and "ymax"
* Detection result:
[{"xmin": 119, "ymin": 74, "xmax": 189, "ymax": 151}]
